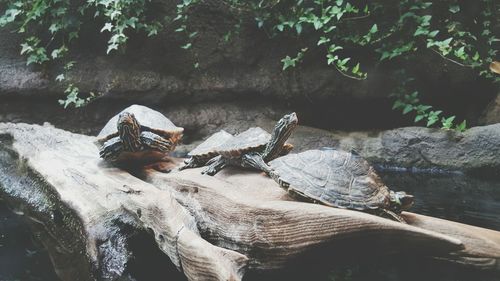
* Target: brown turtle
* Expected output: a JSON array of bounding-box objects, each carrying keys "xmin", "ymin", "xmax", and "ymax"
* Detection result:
[
  {"xmin": 268, "ymin": 148, "xmax": 414, "ymax": 222},
  {"xmin": 202, "ymin": 113, "xmax": 298, "ymax": 176},
  {"xmin": 97, "ymin": 104, "xmax": 183, "ymax": 171},
  {"xmin": 180, "ymin": 130, "xmax": 234, "ymax": 170}
]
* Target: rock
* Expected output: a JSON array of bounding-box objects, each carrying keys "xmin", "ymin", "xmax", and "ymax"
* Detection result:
[
  {"xmin": 0, "ymin": 99, "xmax": 498, "ymax": 173},
  {"xmin": 0, "ymin": 1, "xmax": 496, "ymax": 126},
  {"xmin": 0, "ymin": 123, "xmax": 499, "ymax": 281},
  {"xmin": 334, "ymin": 125, "xmax": 500, "ymax": 174},
  {"xmin": 481, "ymin": 93, "xmax": 500, "ymax": 125}
]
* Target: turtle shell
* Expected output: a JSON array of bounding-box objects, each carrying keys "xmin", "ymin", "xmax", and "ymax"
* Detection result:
[
  {"xmin": 188, "ymin": 130, "xmax": 234, "ymax": 159},
  {"xmin": 97, "ymin": 104, "xmax": 183, "ymax": 144},
  {"xmin": 269, "ymin": 148, "xmax": 390, "ymax": 211},
  {"xmin": 216, "ymin": 127, "xmax": 270, "ymax": 158}
]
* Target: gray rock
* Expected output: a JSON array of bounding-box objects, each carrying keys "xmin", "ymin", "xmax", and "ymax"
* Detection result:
[
  {"xmin": 0, "ymin": 0, "xmax": 495, "ymax": 124},
  {"xmin": 481, "ymin": 93, "xmax": 500, "ymax": 125},
  {"xmin": 335, "ymin": 124, "xmax": 500, "ymax": 174}
]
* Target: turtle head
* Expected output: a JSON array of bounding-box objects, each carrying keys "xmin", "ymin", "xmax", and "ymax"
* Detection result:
[
  {"xmin": 117, "ymin": 112, "xmax": 142, "ymax": 152},
  {"xmin": 389, "ymin": 190, "xmax": 414, "ymax": 212},
  {"xmin": 264, "ymin": 112, "xmax": 299, "ymax": 161}
]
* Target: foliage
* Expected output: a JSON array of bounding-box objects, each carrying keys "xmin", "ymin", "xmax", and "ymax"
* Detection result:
[
  {"xmin": 0, "ymin": 0, "xmax": 164, "ymax": 107},
  {"xmin": 0, "ymin": 0, "xmax": 498, "ymax": 131}
]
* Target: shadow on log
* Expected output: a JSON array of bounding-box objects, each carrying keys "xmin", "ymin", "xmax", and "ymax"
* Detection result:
[{"xmin": 0, "ymin": 123, "xmax": 499, "ymax": 281}]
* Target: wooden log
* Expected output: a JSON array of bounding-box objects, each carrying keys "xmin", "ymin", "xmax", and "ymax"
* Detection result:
[
  {"xmin": 0, "ymin": 123, "xmax": 499, "ymax": 281},
  {"xmin": 0, "ymin": 123, "xmax": 247, "ymax": 281},
  {"xmin": 145, "ymin": 168, "xmax": 500, "ymax": 271}
]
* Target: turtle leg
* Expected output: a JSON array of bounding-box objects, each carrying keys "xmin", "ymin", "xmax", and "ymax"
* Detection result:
[
  {"xmin": 379, "ymin": 209, "xmax": 407, "ymax": 224},
  {"xmin": 140, "ymin": 131, "xmax": 173, "ymax": 152},
  {"xmin": 240, "ymin": 152, "xmax": 275, "ymax": 175},
  {"xmin": 201, "ymin": 155, "xmax": 227, "ymax": 176},
  {"xmin": 179, "ymin": 157, "xmax": 204, "ymax": 171},
  {"xmin": 99, "ymin": 137, "xmax": 123, "ymax": 161}
]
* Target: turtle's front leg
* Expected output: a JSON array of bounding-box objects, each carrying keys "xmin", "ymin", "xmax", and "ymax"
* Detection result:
[
  {"xmin": 202, "ymin": 155, "xmax": 227, "ymax": 176},
  {"xmin": 140, "ymin": 131, "xmax": 173, "ymax": 152},
  {"xmin": 179, "ymin": 157, "xmax": 204, "ymax": 171},
  {"xmin": 99, "ymin": 137, "xmax": 123, "ymax": 161},
  {"xmin": 241, "ymin": 152, "xmax": 274, "ymax": 175}
]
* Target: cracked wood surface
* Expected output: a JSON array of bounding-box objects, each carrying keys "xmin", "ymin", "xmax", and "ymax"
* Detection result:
[{"xmin": 0, "ymin": 122, "xmax": 499, "ymax": 281}]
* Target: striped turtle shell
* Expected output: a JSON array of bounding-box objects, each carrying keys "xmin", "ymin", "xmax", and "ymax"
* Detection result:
[{"xmin": 97, "ymin": 104, "xmax": 183, "ymax": 146}]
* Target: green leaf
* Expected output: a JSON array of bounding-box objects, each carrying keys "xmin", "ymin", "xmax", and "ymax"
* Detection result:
[
  {"xmin": 295, "ymin": 23, "xmax": 302, "ymax": 35},
  {"xmin": 402, "ymin": 105, "xmax": 413, "ymax": 114},
  {"xmin": 106, "ymin": 43, "xmax": 118, "ymax": 54},
  {"xmin": 352, "ymin": 63, "xmax": 359, "ymax": 74},
  {"xmin": 449, "ymin": 5, "xmax": 460, "ymax": 14},
  {"xmin": 181, "ymin": 43, "xmax": 192, "ymax": 49},
  {"xmin": 414, "ymin": 115, "xmax": 425, "ymax": 122},
  {"xmin": 281, "ymin": 56, "xmax": 295, "ymax": 70},
  {"xmin": 101, "ymin": 22, "xmax": 113, "ymax": 32},
  {"xmin": 55, "ymin": 74, "xmax": 65, "ymax": 82},
  {"xmin": 317, "ymin": 37, "xmax": 330, "ymax": 46},
  {"xmin": 426, "ymin": 117, "xmax": 438, "ymax": 127},
  {"xmin": 455, "ymin": 120, "xmax": 467, "ymax": 132},
  {"xmin": 369, "ymin": 24, "xmax": 378, "ymax": 34}
]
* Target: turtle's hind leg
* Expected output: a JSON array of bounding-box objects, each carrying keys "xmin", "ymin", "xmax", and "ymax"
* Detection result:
[
  {"xmin": 379, "ymin": 209, "xmax": 407, "ymax": 224},
  {"xmin": 202, "ymin": 156, "xmax": 227, "ymax": 176}
]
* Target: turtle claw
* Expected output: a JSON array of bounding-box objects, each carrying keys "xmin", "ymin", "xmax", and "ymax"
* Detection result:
[{"xmin": 201, "ymin": 156, "xmax": 226, "ymax": 176}]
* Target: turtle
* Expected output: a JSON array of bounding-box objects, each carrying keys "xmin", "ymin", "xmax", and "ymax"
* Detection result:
[
  {"xmin": 202, "ymin": 112, "xmax": 298, "ymax": 176},
  {"xmin": 96, "ymin": 104, "xmax": 183, "ymax": 172},
  {"xmin": 179, "ymin": 130, "xmax": 234, "ymax": 170},
  {"xmin": 268, "ymin": 148, "xmax": 414, "ymax": 223}
]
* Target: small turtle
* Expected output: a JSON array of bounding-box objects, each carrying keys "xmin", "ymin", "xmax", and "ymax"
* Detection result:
[
  {"xmin": 202, "ymin": 112, "xmax": 298, "ymax": 176},
  {"xmin": 97, "ymin": 105, "xmax": 183, "ymax": 171},
  {"xmin": 180, "ymin": 130, "xmax": 234, "ymax": 170},
  {"xmin": 268, "ymin": 148, "xmax": 414, "ymax": 223}
]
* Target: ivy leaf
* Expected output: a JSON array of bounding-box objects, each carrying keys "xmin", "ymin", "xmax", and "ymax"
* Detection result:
[
  {"xmin": 352, "ymin": 63, "xmax": 359, "ymax": 74},
  {"xmin": 402, "ymin": 104, "xmax": 413, "ymax": 114},
  {"xmin": 281, "ymin": 56, "xmax": 295, "ymax": 70},
  {"xmin": 449, "ymin": 5, "xmax": 460, "ymax": 14},
  {"xmin": 101, "ymin": 23, "xmax": 113, "ymax": 32},
  {"xmin": 295, "ymin": 23, "xmax": 302, "ymax": 35},
  {"xmin": 317, "ymin": 37, "xmax": 330, "ymax": 46},
  {"xmin": 20, "ymin": 43, "xmax": 33, "ymax": 55},
  {"xmin": 55, "ymin": 74, "xmax": 65, "ymax": 82},
  {"xmin": 455, "ymin": 120, "xmax": 467, "ymax": 132},
  {"xmin": 106, "ymin": 43, "xmax": 118, "ymax": 54},
  {"xmin": 369, "ymin": 24, "xmax": 378, "ymax": 34},
  {"xmin": 48, "ymin": 23, "xmax": 59, "ymax": 34},
  {"xmin": 181, "ymin": 43, "xmax": 192, "ymax": 49}
]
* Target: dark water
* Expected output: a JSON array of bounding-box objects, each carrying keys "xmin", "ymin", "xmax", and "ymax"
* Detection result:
[
  {"xmin": 0, "ymin": 201, "xmax": 59, "ymax": 281},
  {"xmin": 1, "ymin": 171, "xmax": 499, "ymax": 281},
  {"xmin": 380, "ymin": 169, "xmax": 500, "ymax": 231}
]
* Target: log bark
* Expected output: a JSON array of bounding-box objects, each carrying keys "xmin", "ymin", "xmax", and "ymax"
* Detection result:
[{"xmin": 0, "ymin": 123, "xmax": 499, "ymax": 281}]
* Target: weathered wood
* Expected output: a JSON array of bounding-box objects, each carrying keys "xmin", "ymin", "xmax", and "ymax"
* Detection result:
[
  {"xmin": 146, "ymin": 168, "xmax": 500, "ymax": 271},
  {"xmin": 0, "ymin": 123, "xmax": 499, "ymax": 281},
  {"xmin": 0, "ymin": 123, "xmax": 247, "ymax": 281}
]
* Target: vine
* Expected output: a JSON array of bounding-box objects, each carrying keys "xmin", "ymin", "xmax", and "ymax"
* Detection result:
[{"xmin": 1, "ymin": 0, "xmax": 498, "ymax": 131}]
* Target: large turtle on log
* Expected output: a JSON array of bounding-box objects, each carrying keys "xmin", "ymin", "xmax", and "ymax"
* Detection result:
[
  {"xmin": 268, "ymin": 148, "xmax": 414, "ymax": 222},
  {"xmin": 202, "ymin": 113, "xmax": 298, "ymax": 176},
  {"xmin": 96, "ymin": 104, "xmax": 183, "ymax": 171},
  {"xmin": 180, "ymin": 130, "xmax": 234, "ymax": 170}
]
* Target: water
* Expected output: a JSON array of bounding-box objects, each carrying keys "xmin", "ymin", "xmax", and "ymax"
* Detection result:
[
  {"xmin": 1, "ymin": 171, "xmax": 499, "ymax": 281},
  {"xmin": 379, "ymin": 169, "xmax": 500, "ymax": 231},
  {"xmin": 0, "ymin": 202, "xmax": 59, "ymax": 281}
]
